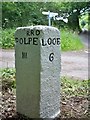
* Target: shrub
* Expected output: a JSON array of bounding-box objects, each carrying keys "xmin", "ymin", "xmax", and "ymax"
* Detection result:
[
  {"xmin": 1, "ymin": 68, "xmax": 16, "ymax": 90},
  {"xmin": 1, "ymin": 29, "xmax": 15, "ymax": 49}
]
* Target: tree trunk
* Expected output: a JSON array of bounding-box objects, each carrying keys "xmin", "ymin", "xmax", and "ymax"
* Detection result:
[{"xmin": 68, "ymin": 11, "xmax": 81, "ymax": 32}]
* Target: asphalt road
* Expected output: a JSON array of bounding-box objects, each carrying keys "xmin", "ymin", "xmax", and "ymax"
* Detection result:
[
  {"xmin": 0, "ymin": 48, "xmax": 88, "ymax": 80},
  {"xmin": 61, "ymin": 50, "xmax": 88, "ymax": 80},
  {"xmin": 0, "ymin": 49, "xmax": 15, "ymax": 68},
  {"xmin": 79, "ymin": 32, "xmax": 89, "ymax": 48}
]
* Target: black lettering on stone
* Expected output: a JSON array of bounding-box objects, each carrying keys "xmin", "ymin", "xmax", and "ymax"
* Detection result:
[
  {"xmin": 42, "ymin": 39, "xmax": 47, "ymax": 46},
  {"xmin": 57, "ymin": 38, "xmax": 60, "ymax": 45},
  {"xmin": 28, "ymin": 38, "xmax": 32, "ymax": 44},
  {"xmin": 22, "ymin": 52, "xmax": 27, "ymax": 59},
  {"xmin": 31, "ymin": 30, "xmax": 34, "ymax": 36},
  {"xmin": 20, "ymin": 38, "xmax": 23, "ymax": 44},
  {"xmin": 33, "ymin": 37, "xmax": 38, "ymax": 45},
  {"xmin": 36, "ymin": 30, "xmax": 40, "ymax": 36},
  {"xmin": 15, "ymin": 38, "xmax": 18, "ymax": 43},
  {"xmin": 27, "ymin": 30, "xmax": 40, "ymax": 36},
  {"xmin": 53, "ymin": 38, "xmax": 56, "ymax": 45},
  {"xmin": 47, "ymin": 38, "xmax": 52, "ymax": 45},
  {"xmin": 49, "ymin": 53, "xmax": 54, "ymax": 62},
  {"xmin": 27, "ymin": 30, "xmax": 30, "ymax": 36},
  {"xmin": 24, "ymin": 38, "xmax": 30, "ymax": 44}
]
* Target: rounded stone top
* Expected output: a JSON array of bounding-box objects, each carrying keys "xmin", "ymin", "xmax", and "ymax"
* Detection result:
[{"xmin": 16, "ymin": 25, "xmax": 59, "ymax": 32}]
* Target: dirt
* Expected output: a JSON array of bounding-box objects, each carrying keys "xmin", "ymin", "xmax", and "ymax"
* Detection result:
[{"xmin": 1, "ymin": 87, "xmax": 89, "ymax": 120}]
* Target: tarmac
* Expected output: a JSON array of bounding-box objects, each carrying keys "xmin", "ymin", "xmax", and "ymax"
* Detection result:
[{"xmin": 0, "ymin": 48, "xmax": 88, "ymax": 80}]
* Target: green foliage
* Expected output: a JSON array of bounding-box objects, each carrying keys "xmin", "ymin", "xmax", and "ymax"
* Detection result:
[
  {"xmin": 1, "ymin": 68, "xmax": 16, "ymax": 89},
  {"xmin": 2, "ymin": 2, "xmax": 49, "ymax": 28},
  {"xmin": 61, "ymin": 29, "xmax": 84, "ymax": 51},
  {"xmin": 2, "ymin": 2, "xmax": 89, "ymax": 32},
  {"xmin": 1, "ymin": 68, "xmax": 89, "ymax": 98},
  {"xmin": 79, "ymin": 13, "xmax": 89, "ymax": 30},
  {"xmin": 1, "ymin": 29, "xmax": 15, "ymax": 49},
  {"xmin": 61, "ymin": 77, "xmax": 89, "ymax": 97},
  {"xmin": 1, "ymin": 28, "xmax": 84, "ymax": 51},
  {"xmin": 54, "ymin": 2, "xmax": 89, "ymax": 31}
]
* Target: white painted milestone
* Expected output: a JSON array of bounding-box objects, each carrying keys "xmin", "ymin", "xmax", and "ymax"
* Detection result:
[{"xmin": 15, "ymin": 25, "xmax": 61, "ymax": 118}]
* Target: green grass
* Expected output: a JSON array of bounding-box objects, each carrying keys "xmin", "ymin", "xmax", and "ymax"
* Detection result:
[
  {"xmin": 1, "ymin": 68, "xmax": 16, "ymax": 89},
  {"xmin": 61, "ymin": 77, "xmax": 89, "ymax": 97},
  {"xmin": 61, "ymin": 29, "xmax": 84, "ymax": 51},
  {"xmin": 1, "ymin": 28, "xmax": 84, "ymax": 51},
  {"xmin": 1, "ymin": 29, "xmax": 15, "ymax": 49},
  {"xmin": 1, "ymin": 68, "xmax": 89, "ymax": 98}
]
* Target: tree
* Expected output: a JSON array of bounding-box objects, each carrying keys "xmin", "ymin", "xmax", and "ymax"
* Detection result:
[
  {"xmin": 54, "ymin": 2, "xmax": 90, "ymax": 31},
  {"xmin": 2, "ymin": 2, "xmax": 48, "ymax": 28},
  {"xmin": 2, "ymin": 2, "xmax": 90, "ymax": 31}
]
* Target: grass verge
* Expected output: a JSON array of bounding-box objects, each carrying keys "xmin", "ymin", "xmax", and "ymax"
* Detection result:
[
  {"xmin": 1, "ymin": 68, "xmax": 89, "ymax": 97},
  {"xmin": 1, "ymin": 29, "xmax": 15, "ymax": 49},
  {"xmin": 61, "ymin": 29, "xmax": 84, "ymax": 51},
  {"xmin": 1, "ymin": 68, "xmax": 16, "ymax": 90},
  {"xmin": 1, "ymin": 28, "xmax": 84, "ymax": 51},
  {"xmin": 61, "ymin": 76, "xmax": 89, "ymax": 97}
]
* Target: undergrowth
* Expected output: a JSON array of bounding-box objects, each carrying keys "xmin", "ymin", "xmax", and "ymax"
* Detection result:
[
  {"xmin": 61, "ymin": 76, "xmax": 89, "ymax": 97},
  {"xmin": 1, "ymin": 68, "xmax": 89, "ymax": 98},
  {"xmin": 1, "ymin": 68, "xmax": 16, "ymax": 90},
  {"xmin": 1, "ymin": 29, "xmax": 15, "ymax": 49},
  {"xmin": 61, "ymin": 29, "xmax": 84, "ymax": 51}
]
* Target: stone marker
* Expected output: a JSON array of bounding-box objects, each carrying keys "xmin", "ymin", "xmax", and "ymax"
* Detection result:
[{"xmin": 15, "ymin": 25, "xmax": 61, "ymax": 118}]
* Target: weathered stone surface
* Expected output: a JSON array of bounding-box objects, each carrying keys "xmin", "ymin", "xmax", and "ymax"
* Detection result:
[{"xmin": 15, "ymin": 25, "xmax": 61, "ymax": 118}]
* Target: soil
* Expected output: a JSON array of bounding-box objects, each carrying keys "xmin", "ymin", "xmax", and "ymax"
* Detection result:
[{"xmin": 1, "ymin": 87, "xmax": 89, "ymax": 120}]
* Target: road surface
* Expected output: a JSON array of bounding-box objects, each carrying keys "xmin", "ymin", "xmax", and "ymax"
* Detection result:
[
  {"xmin": 0, "ymin": 48, "xmax": 88, "ymax": 80},
  {"xmin": 61, "ymin": 50, "xmax": 88, "ymax": 80}
]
